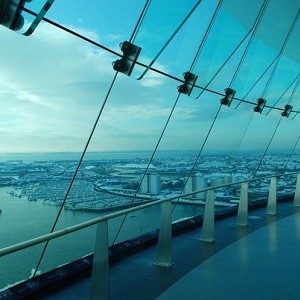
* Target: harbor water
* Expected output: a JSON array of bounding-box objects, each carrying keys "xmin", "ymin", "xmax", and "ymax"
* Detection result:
[{"xmin": 0, "ymin": 187, "xmax": 205, "ymax": 289}]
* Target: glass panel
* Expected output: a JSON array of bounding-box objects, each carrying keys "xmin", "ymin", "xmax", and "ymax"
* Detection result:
[
  {"xmin": 0, "ymin": 0, "xmax": 300, "ymax": 292},
  {"xmin": 189, "ymin": 0, "xmax": 264, "ymax": 101},
  {"xmin": 259, "ymin": 7, "xmax": 300, "ymax": 115},
  {"xmin": 130, "ymin": 0, "xmax": 202, "ymax": 79},
  {"xmin": 185, "ymin": 0, "xmax": 300, "ymax": 118}
]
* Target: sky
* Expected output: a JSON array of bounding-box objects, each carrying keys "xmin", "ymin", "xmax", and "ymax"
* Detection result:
[{"xmin": 0, "ymin": 0, "xmax": 299, "ymax": 154}]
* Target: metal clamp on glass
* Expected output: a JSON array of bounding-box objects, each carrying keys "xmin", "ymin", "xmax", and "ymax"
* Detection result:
[
  {"xmin": 0, "ymin": 0, "xmax": 26, "ymax": 31},
  {"xmin": 113, "ymin": 41, "xmax": 142, "ymax": 76},
  {"xmin": 0, "ymin": 0, "xmax": 55, "ymax": 35},
  {"xmin": 178, "ymin": 72, "xmax": 198, "ymax": 96},
  {"xmin": 254, "ymin": 98, "xmax": 267, "ymax": 113},
  {"xmin": 220, "ymin": 88, "xmax": 236, "ymax": 107},
  {"xmin": 281, "ymin": 104, "xmax": 293, "ymax": 118}
]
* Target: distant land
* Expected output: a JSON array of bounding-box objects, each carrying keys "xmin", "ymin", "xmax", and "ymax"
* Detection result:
[{"xmin": 0, "ymin": 148, "xmax": 298, "ymax": 162}]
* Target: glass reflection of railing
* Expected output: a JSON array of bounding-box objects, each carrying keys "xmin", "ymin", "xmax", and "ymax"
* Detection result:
[{"xmin": 0, "ymin": 171, "xmax": 300, "ymax": 298}]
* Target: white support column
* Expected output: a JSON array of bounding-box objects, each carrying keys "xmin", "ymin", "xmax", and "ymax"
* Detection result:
[
  {"xmin": 236, "ymin": 182, "xmax": 248, "ymax": 226},
  {"xmin": 90, "ymin": 220, "xmax": 110, "ymax": 300},
  {"xmin": 266, "ymin": 176, "xmax": 277, "ymax": 215},
  {"xmin": 155, "ymin": 200, "xmax": 173, "ymax": 267},
  {"xmin": 201, "ymin": 189, "xmax": 215, "ymax": 242},
  {"xmin": 294, "ymin": 174, "xmax": 300, "ymax": 206}
]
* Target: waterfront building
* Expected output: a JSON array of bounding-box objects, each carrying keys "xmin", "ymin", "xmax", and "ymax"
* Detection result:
[
  {"xmin": 149, "ymin": 173, "xmax": 161, "ymax": 195},
  {"xmin": 139, "ymin": 173, "xmax": 149, "ymax": 194},
  {"xmin": 183, "ymin": 173, "xmax": 207, "ymax": 199},
  {"xmin": 193, "ymin": 175, "xmax": 207, "ymax": 199},
  {"xmin": 139, "ymin": 173, "xmax": 161, "ymax": 195}
]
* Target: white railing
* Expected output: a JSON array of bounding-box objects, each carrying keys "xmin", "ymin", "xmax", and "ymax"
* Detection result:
[{"xmin": 1, "ymin": 172, "xmax": 300, "ymax": 299}]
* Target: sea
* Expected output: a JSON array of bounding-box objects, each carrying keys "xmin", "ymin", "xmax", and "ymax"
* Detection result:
[
  {"xmin": 0, "ymin": 148, "xmax": 275, "ymax": 163},
  {"xmin": 0, "ymin": 150, "xmax": 201, "ymax": 162},
  {"xmin": 0, "ymin": 151, "xmax": 206, "ymax": 290}
]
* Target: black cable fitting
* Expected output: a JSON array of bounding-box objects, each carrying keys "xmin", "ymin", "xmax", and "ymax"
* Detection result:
[
  {"xmin": 220, "ymin": 88, "xmax": 236, "ymax": 107},
  {"xmin": 282, "ymin": 104, "xmax": 293, "ymax": 118},
  {"xmin": 178, "ymin": 72, "xmax": 198, "ymax": 96},
  {"xmin": 254, "ymin": 98, "xmax": 267, "ymax": 113},
  {"xmin": 112, "ymin": 41, "xmax": 141, "ymax": 76}
]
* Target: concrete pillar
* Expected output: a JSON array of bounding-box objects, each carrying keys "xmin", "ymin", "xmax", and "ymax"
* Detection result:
[
  {"xmin": 236, "ymin": 182, "xmax": 248, "ymax": 226},
  {"xmin": 266, "ymin": 177, "xmax": 277, "ymax": 215},
  {"xmin": 201, "ymin": 189, "xmax": 215, "ymax": 242},
  {"xmin": 155, "ymin": 200, "xmax": 173, "ymax": 267},
  {"xmin": 90, "ymin": 220, "xmax": 110, "ymax": 300},
  {"xmin": 294, "ymin": 174, "xmax": 300, "ymax": 206}
]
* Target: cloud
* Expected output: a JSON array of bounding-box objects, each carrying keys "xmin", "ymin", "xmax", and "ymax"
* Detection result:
[
  {"xmin": 2, "ymin": 15, "xmax": 296, "ymax": 154},
  {"xmin": 0, "ymin": 22, "xmax": 181, "ymax": 152}
]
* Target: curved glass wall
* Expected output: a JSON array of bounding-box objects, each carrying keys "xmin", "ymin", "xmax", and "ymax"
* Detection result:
[{"xmin": 0, "ymin": 0, "xmax": 299, "ymax": 290}]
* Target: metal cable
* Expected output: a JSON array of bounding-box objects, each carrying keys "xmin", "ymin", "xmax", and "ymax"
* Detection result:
[
  {"xmin": 136, "ymin": 0, "xmax": 203, "ymax": 80},
  {"xmin": 32, "ymin": 0, "xmax": 152, "ymax": 273},
  {"xmin": 194, "ymin": 2, "xmax": 268, "ymax": 101},
  {"xmin": 265, "ymin": 74, "xmax": 300, "ymax": 115},
  {"xmin": 252, "ymin": 116, "xmax": 283, "ymax": 177},
  {"xmin": 260, "ymin": 9, "xmax": 300, "ymax": 99},
  {"xmin": 236, "ymin": 10, "xmax": 299, "ymax": 112},
  {"xmin": 283, "ymin": 136, "xmax": 300, "ymax": 171},
  {"xmin": 189, "ymin": 0, "xmax": 223, "ymax": 71},
  {"xmin": 291, "ymin": 77, "xmax": 300, "ymax": 119},
  {"xmin": 222, "ymin": 110, "xmax": 255, "ymax": 179},
  {"xmin": 241, "ymin": 53, "xmax": 280, "ymax": 100},
  {"xmin": 23, "ymin": 7, "xmax": 229, "ymax": 97},
  {"xmin": 289, "ymin": 76, "xmax": 300, "ymax": 106},
  {"xmin": 112, "ymin": 1, "xmax": 227, "ymax": 244},
  {"xmin": 185, "ymin": 0, "xmax": 269, "ymax": 191},
  {"xmin": 129, "ymin": 0, "xmax": 150, "ymax": 42},
  {"xmin": 22, "ymin": 7, "xmax": 122, "ymax": 57},
  {"xmin": 33, "ymin": 72, "xmax": 119, "ymax": 277},
  {"xmin": 22, "ymin": 7, "xmax": 297, "ymax": 114},
  {"xmin": 172, "ymin": 103, "xmax": 223, "ymax": 212},
  {"xmin": 228, "ymin": 0, "xmax": 270, "ymax": 88},
  {"xmin": 112, "ymin": 93, "xmax": 182, "ymax": 245}
]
